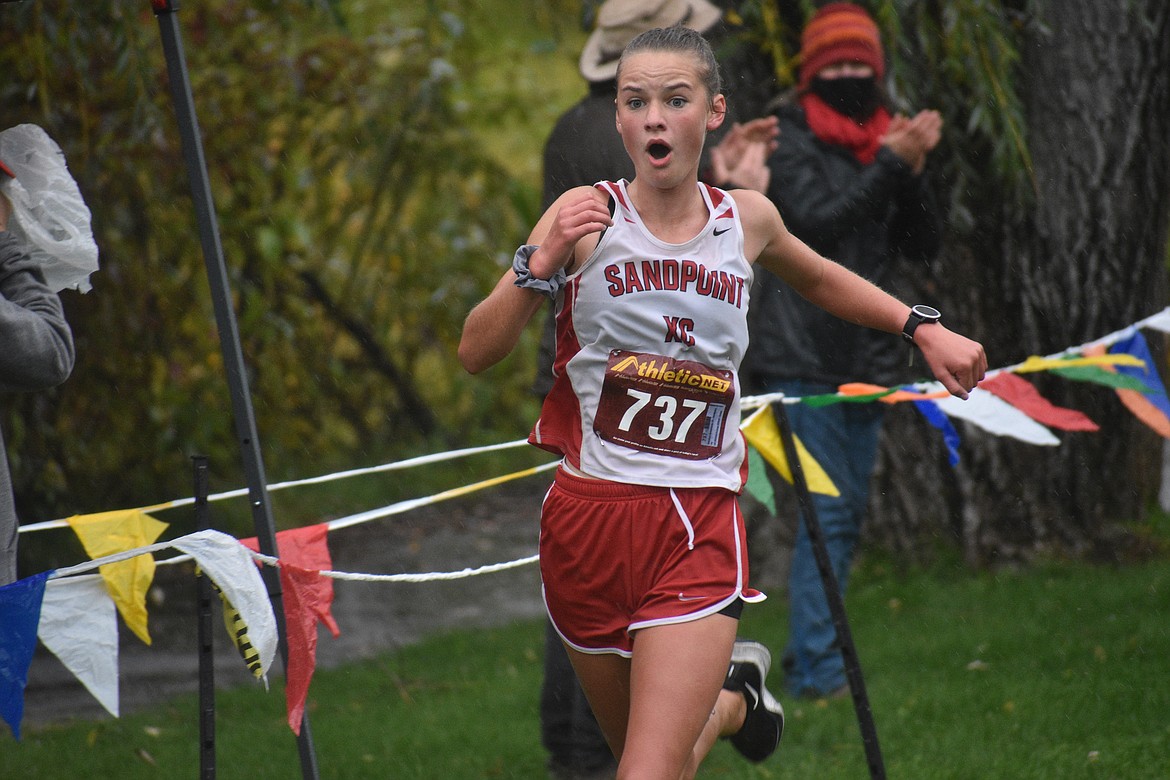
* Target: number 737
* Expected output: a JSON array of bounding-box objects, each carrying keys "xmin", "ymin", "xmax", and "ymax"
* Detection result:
[{"xmin": 618, "ymin": 389, "xmax": 707, "ymax": 443}]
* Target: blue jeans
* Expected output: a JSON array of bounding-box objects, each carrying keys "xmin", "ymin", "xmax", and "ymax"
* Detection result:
[{"xmin": 767, "ymin": 379, "xmax": 885, "ymax": 697}]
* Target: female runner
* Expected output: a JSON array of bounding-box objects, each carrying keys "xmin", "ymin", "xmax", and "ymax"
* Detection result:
[{"xmin": 459, "ymin": 25, "xmax": 985, "ymax": 780}]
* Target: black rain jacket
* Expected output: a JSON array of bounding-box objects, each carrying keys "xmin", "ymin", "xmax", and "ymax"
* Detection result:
[{"xmin": 743, "ymin": 99, "xmax": 941, "ymax": 391}]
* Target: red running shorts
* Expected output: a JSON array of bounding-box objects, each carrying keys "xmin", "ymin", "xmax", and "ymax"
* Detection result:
[{"xmin": 539, "ymin": 467, "xmax": 764, "ymax": 657}]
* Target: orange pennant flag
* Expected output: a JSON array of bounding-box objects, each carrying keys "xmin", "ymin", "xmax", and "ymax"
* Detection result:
[
  {"xmin": 241, "ymin": 524, "xmax": 339, "ymax": 637},
  {"xmin": 278, "ymin": 563, "xmax": 327, "ymax": 735},
  {"xmin": 838, "ymin": 382, "xmax": 950, "ymax": 404}
]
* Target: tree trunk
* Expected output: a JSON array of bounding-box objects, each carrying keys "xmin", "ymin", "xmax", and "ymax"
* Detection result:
[{"xmin": 869, "ymin": 0, "xmax": 1170, "ymax": 566}]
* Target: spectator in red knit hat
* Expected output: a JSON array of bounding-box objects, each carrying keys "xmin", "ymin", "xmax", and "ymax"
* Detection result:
[
  {"xmin": 797, "ymin": 1, "xmax": 885, "ymax": 91},
  {"xmin": 742, "ymin": 2, "xmax": 947, "ymax": 700}
]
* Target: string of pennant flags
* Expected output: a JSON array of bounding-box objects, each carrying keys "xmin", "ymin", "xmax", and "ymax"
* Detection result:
[{"xmin": 2, "ymin": 307, "xmax": 1168, "ymax": 740}]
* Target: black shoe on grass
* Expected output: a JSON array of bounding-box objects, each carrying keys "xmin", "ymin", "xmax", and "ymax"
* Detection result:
[{"xmin": 723, "ymin": 639, "xmax": 784, "ymax": 763}]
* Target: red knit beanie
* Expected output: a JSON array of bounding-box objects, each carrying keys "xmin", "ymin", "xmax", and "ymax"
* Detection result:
[{"xmin": 798, "ymin": 2, "xmax": 885, "ymax": 90}]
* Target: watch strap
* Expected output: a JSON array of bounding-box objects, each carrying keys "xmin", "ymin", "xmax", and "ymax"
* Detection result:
[{"xmin": 902, "ymin": 305, "xmax": 941, "ymax": 343}]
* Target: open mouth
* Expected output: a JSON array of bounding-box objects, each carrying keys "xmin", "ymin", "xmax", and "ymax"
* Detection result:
[{"xmin": 648, "ymin": 142, "xmax": 671, "ymax": 161}]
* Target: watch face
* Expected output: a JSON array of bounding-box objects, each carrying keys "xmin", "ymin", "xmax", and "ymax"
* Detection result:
[{"xmin": 912, "ymin": 304, "xmax": 941, "ymax": 321}]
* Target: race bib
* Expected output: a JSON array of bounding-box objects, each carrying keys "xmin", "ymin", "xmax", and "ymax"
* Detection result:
[{"xmin": 593, "ymin": 349, "xmax": 734, "ymax": 460}]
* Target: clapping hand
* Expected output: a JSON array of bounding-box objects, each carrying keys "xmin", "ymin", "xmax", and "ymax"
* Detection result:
[
  {"xmin": 881, "ymin": 110, "xmax": 942, "ymax": 175},
  {"xmin": 709, "ymin": 116, "xmax": 780, "ymax": 193}
]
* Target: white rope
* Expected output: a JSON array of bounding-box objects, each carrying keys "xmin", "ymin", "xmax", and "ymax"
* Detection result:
[
  {"xmin": 52, "ymin": 536, "xmax": 539, "ymax": 585},
  {"xmin": 741, "ymin": 304, "xmax": 1170, "ymax": 409},
  {"xmin": 50, "ymin": 539, "xmax": 183, "ymax": 580},
  {"xmin": 19, "ymin": 438, "xmax": 531, "ymax": 534},
  {"xmin": 23, "ymin": 306, "xmax": 1170, "ymax": 536},
  {"xmin": 325, "ymin": 460, "xmax": 557, "ymax": 531},
  {"xmin": 244, "ymin": 549, "xmax": 540, "ymax": 583},
  {"xmin": 51, "ymin": 459, "xmax": 558, "ymax": 583}
]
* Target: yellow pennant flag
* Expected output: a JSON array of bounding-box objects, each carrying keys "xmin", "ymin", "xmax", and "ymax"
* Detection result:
[
  {"xmin": 741, "ymin": 405, "xmax": 839, "ymax": 497},
  {"xmin": 1014, "ymin": 353, "xmax": 1145, "ymax": 373},
  {"xmin": 66, "ymin": 509, "xmax": 169, "ymax": 645}
]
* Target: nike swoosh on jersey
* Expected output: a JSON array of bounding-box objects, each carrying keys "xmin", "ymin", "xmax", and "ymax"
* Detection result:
[{"xmin": 713, "ymin": 226, "xmax": 731, "ymax": 236}]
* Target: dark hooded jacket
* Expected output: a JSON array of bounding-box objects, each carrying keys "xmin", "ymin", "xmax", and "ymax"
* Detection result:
[{"xmin": 742, "ymin": 99, "xmax": 940, "ymax": 391}]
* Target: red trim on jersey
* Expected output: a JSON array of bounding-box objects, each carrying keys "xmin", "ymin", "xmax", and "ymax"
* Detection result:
[
  {"xmin": 703, "ymin": 183, "xmax": 735, "ymax": 221},
  {"xmin": 735, "ymin": 431, "xmax": 750, "ymax": 488},
  {"xmin": 529, "ymin": 278, "xmax": 585, "ymax": 467},
  {"xmin": 597, "ymin": 180, "xmax": 636, "ymax": 223}
]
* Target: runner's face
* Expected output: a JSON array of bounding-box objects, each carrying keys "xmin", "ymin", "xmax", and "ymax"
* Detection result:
[{"xmin": 615, "ymin": 50, "xmax": 724, "ymax": 187}]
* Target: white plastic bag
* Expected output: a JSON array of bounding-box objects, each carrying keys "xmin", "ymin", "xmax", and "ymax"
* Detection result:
[{"xmin": 0, "ymin": 124, "xmax": 100, "ymax": 293}]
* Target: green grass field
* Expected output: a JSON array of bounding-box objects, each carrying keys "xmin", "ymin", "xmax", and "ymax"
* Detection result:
[{"xmin": 6, "ymin": 552, "xmax": 1168, "ymax": 778}]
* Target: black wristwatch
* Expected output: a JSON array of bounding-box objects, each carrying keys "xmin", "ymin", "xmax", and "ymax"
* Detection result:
[{"xmin": 902, "ymin": 304, "xmax": 941, "ymax": 343}]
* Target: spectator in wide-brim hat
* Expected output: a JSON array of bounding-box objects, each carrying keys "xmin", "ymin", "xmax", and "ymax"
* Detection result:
[{"xmin": 577, "ymin": 0, "xmax": 723, "ymax": 84}]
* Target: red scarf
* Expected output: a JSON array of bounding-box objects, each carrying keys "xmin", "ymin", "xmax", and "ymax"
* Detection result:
[{"xmin": 799, "ymin": 92, "xmax": 891, "ymax": 165}]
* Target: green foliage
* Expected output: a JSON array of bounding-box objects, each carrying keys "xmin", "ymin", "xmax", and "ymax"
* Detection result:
[
  {"xmin": 1, "ymin": 1, "xmax": 580, "ymax": 529},
  {"xmin": 884, "ymin": 0, "xmax": 1040, "ymax": 229}
]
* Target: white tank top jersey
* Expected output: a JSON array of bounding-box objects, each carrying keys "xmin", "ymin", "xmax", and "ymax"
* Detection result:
[{"xmin": 530, "ymin": 179, "xmax": 754, "ymax": 492}]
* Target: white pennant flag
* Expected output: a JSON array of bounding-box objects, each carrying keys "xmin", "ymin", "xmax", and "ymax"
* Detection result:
[
  {"xmin": 932, "ymin": 386, "xmax": 1060, "ymax": 445},
  {"xmin": 37, "ymin": 574, "xmax": 120, "ymax": 717},
  {"xmin": 1142, "ymin": 308, "xmax": 1170, "ymax": 335},
  {"xmin": 172, "ymin": 530, "xmax": 278, "ymax": 682}
]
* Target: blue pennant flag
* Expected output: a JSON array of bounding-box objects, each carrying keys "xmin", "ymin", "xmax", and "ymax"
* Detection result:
[
  {"xmin": 0, "ymin": 571, "xmax": 52, "ymax": 740},
  {"xmin": 1110, "ymin": 331, "xmax": 1170, "ymax": 418},
  {"xmin": 914, "ymin": 400, "xmax": 962, "ymax": 466}
]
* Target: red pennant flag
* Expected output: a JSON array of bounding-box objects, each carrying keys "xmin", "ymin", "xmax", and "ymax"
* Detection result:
[
  {"xmin": 241, "ymin": 524, "xmax": 340, "ymax": 637},
  {"xmin": 241, "ymin": 524, "xmax": 340, "ymax": 733},
  {"xmin": 981, "ymin": 373, "xmax": 1100, "ymax": 432},
  {"xmin": 279, "ymin": 563, "xmax": 327, "ymax": 734}
]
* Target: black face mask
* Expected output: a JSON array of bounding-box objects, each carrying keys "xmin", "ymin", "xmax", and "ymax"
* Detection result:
[{"xmin": 809, "ymin": 76, "xmax": 881, "ymax": 120}]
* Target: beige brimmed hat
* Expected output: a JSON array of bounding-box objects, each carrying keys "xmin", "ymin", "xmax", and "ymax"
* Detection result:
[{"xmin": 579, "ymin": 0, "xmax": 723, "ymax": 82}]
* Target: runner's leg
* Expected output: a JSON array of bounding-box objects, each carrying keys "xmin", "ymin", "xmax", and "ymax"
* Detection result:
[
  {"xmin": 566, "ymin": 648, "xmax": 632, "ymax": 761},
  {"xmin": 622, "ymin": 614, "xmax": 739, "ymax": 780}
]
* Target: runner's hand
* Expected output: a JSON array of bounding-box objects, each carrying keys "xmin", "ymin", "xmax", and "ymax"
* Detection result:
[{"xmin": 530, "ymin": 188, "xmax": 612, "ymax": 279}]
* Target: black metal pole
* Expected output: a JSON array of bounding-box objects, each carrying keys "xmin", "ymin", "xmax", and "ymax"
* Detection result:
[
  {"xmin": 149, "ymin": 2, "xmax": 319, "ymax": 776},
  {"xmin": 193, "ymin": 455, "xmax": 216, "ymax": 780},
  {"xmin": 771, "ymin": 399, "xmax": 886, "ymax": 780}
]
